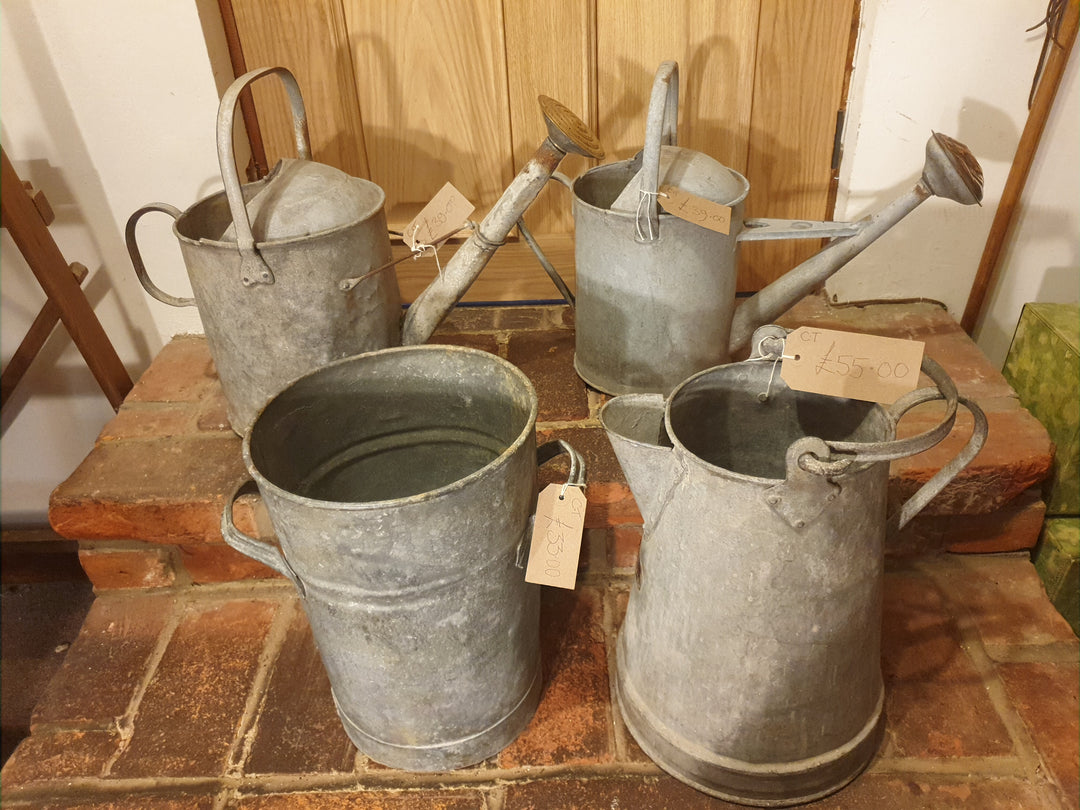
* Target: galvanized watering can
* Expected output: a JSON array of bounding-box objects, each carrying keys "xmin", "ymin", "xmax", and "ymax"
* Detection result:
[
  {"xmin": 128, "ymin": 66, "xmax": 602, "ymax": 433},
  {"xmin": 529, "ymin": 61, "xmax": 984, "ymax": 395},
  {"xmin": 600, "ymin": 326, "xmax": 987, "ymax": 805},
  {"xmin": 220, "ymin": 345, "xmax": 584, "ymax": 771}
]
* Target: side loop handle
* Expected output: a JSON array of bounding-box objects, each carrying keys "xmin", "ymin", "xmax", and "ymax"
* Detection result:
[
  {"xmin": 217, "ymin": 66, "xmax": 312, "ymax": 287},
  {"xmin": 889, "ymin": 394, "xmax": 987, "ymax": 534},
  {"xmin": 639, "ymin": 60, "xmax": 679, "ymax": 241},
  {"xmin": 800, "ymin": 356, "xmax": 961, "ymax": 470},
  {"xmin": 537, "ymin": 439, "xmax": 587, "ymax": 489},
  {"xmin": 780, "ymin": 356, "xmax": 988, "ymax": 534},
  {"xmin": 126, "ymin": 203, "xmax": 196, "ymax": 308},
  {"xmin": 220, "ymin": 480, "xmax": 305, "ymax": 595}
]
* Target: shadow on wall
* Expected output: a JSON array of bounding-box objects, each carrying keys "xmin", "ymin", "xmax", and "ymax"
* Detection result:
[{"xmin": 1, "ymin": 4, "xmax": 159, "ymax": 372}]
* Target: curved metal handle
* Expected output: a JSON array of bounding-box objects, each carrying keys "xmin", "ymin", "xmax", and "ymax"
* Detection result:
[
  {"xmin": 515, "ymin": 439, "xmax": 587, "ymax": 569},
  {"xmin": 889, "ymin": 394, "xmax": 987, "ymax": 533},
  {"xmin": 217, "ymin": 66, "xmax": 312, "ymax": 287},
  {"xmin": 537, "ymin": 438, "xmax": 587, "ymax": 487},
  {"xmin": 779, "ymin": 356, "xmax": 988, "ymax": 533},
  {"xmin": 799, "ymin": 357, "xmax": 960, "ymax": 473},
  {"xmin": 125, "ymin": 203, "xmax": 196, "ymax": 308},
  {"xmin": 639, "ymin": 60, "xmax": 679, "ymax": 241},
  {"xmin": 220, "ymin": 480, "xmax": 305, "ymax": 595}
]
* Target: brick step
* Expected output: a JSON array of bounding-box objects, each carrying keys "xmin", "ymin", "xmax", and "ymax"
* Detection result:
[{"xmin": 48, "ymin": 298, "xmax": 1053, "ymax": 590}]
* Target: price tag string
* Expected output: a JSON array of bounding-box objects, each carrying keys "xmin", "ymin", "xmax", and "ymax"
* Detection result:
[
  {"xmin": 746, "ymin": 336, "xmax": 798, "ymax": 402},
  {"xmin": 635, "ymin": 188, "xmax": 668, "ymax": 241},
  {"xmin": 339, "ymin": 223, "xmax": 471, "ymax": 292}
]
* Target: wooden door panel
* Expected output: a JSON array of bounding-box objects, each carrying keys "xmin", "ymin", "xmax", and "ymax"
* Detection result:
[
  {"xmin": 230, "ymin": 0, "xmax": 369, "ymax": 178},
  {"xmin": 740, "ymin": 0, "xmax": 857, "ymax": 290},
  {"xmin": 222, "ymin": 0, "xmax": 857, "ymax": 299},
  {"xmin": 595, "ymin": 0, "xmax": 759, "ymax": 174},
  {"xmin": 342, "ymin": 0, "xmax": 513, "ymax": 229},
  {"xmin": 504, "ymin": 0, "xmax": 596, "ymax": 235}
]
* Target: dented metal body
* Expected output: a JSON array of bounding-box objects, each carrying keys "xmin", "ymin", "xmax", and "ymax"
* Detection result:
[
  {"xmin": 221, "ymin": 345, "xmax": 584, "ymax": 771},
  {"xmin": 600, "ymin": 333, "xmax": 986, "ymax": 805}
]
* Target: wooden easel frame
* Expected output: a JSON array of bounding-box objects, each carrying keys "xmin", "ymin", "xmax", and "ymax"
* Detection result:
[{"xmin": 1, "ymin": 147, "xmax": 132, "ymax": 411}]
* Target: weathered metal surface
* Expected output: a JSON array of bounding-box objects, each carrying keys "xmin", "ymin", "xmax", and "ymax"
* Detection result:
[
  {"xmin": 531, "ymin": 61, "xmax": 984, "ymax": 396},
  {"xmin": 398, "ymin": 96, "xmax": 602, "ymax": 346},
  {"xmin": 221, "ymin": 345, "xmax": 585, "ymax": 771},
  {"xmin": 600, "ymin": 340, "xmax": 986, "ymax": 805},
  {"xmin": 127, "ymin": 67, "xmax": 397, "ymax": 434},
  {"xmin": 129, "ymin": 68, "xmax": 600, "ymax": 434}
]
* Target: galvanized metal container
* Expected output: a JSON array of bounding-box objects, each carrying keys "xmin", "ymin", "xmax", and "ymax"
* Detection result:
[
  {"xmin": 546, "ymin": 61, "xmax": 983, "ymax": 396},
  {"xmin": 127, "ymin": 67, "xmax": 398, "ymax": 434},
  {"xmin": 221, "ymin": 345, "xmax": 584, "ymax": 771},
  {"xmin": 600, "ymin": 334, "xmax": 986, "ymax": 805}
]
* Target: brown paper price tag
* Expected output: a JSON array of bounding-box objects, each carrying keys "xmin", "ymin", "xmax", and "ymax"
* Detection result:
[
  {"xmin": 525, "ymin": 484, "xmax": 587, "ymax": 590},
  {"xmin": 658, "ymin": 184, "xmax": 732, "ymax": 234},
  {"xmin": 780, "ymin": 327, "xmax": 924, "ymax": 404},
  {"xmin": 403, "ymin": 182, "xmax": 475, "ymax": 250}
]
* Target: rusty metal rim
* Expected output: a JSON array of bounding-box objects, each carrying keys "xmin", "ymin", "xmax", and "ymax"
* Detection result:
[{"xmin": 241, "ymin": 344, "xmax": 539, "ymax": 512}]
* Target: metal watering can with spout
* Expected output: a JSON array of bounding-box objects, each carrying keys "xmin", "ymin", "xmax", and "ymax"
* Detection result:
[
  {"xmin": 127, "ymin": 66, "xmax": 603, "ymax": 433},
  {"xmin": 530, "ymin": 61, "xmax": 984, "ymax": 395},
  {"xmin": 599, "ymin": 326, "xmax": 987, "ymax": 805}
]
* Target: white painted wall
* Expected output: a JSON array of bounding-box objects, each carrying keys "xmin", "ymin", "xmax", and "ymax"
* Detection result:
[
  {"xmin": 828, "ymin": 0, "xmax": 1079, "ymax": 366},
  {"xmin": 2, "ymin": 0, "xmax": 1077, "ymax": 523}
]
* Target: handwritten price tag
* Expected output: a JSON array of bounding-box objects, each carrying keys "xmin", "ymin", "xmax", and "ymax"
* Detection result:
[
  {"xmin": 525, "ymin": 484, "xmax": 587, "ymax": 590},
  {"xmin": 403, "ymin": 182, "xmax": 474, "ymax": 250},
  {"xmin": 780, "ymin": 327, "xmax": 924, "ymax": 404},
  {"xmin": 658, "ymin": 184, "xmax": 732, "ymax": 234}
]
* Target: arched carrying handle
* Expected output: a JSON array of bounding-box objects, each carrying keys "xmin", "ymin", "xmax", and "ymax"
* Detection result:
[
  {"xmin": 125, "ymin": 203, "xmax": 197, "ymax": 308},
  {"xmin": 220, "ymin": 480, "xmax": 305, "ymax": 595},
  {"xmin": 217, "ymin": 66, "xmax": 312, "ymax": 287},
  {"xmin": 773, "ymin": 357, "xmax": 988, "ymax": 533},
  {"xmin": 638, "ymin": 60, "xmax": 680, "ymax": 241}
]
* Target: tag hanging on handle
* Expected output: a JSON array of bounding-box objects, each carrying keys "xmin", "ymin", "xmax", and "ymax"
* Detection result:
[
  {"xmin": 403, "ymin": 181, "xmax": 475, "ymax": 251},
  {"xmin": 525, "ymin": 484, "xmax": 587, "ymax": 590},
  {"xmin": 780, "ymin": 327, "xmax": 925, "ymax": 404},
  {"xmin": 657, "ymin": 184, "xmax": 732, "ymax": 234}
]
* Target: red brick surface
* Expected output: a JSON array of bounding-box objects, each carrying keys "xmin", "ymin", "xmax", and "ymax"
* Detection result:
[
  {"xmin": 497, "ymin": 586, "xmax": 612, "ymax": 767},
  {"xmin": 998, "ymin": 661, "xmax": 1080, "ymax": 807},
  {"xmin": 234, "ymin": 792, "xmax": 487, "ymax": 809},
  {"xmin": 244, "ymin": 604, "xmax": 356, "ymax": 775},
  {"xmin": 3, "ymin": 556, "xmax": 1076, "ymax": 809},
  {"xmin": 508, "ymin": 328, "xmax": 590, "ymax": 421},
  {"xmin": 178, "ymin": 542, "xmax": 283, "ymax": 584},
  {"xmin": 11, "ymin": 301, "xmax": 1073, "ymax": 808},
  {"xmin": 880, "ymin": 567, "xmax": 1012, "ymax": 758},
  {"xmin": 123, "ymin": 335, "xmax": 219, "ymax": 403},
  {"xmin": 110, "ymin": 599, "xmax": 279, "ymax": 778},
  {"xmin": 33, "ymin": 592, "xmax": 176, "ymax": 726},
  {"xmin": 78, "ymin": 546, "xmax": 176, "ymax": 589},
  {"xmin": 48, "ymin": 300, "xmax": 1051, "ymax": 570}
]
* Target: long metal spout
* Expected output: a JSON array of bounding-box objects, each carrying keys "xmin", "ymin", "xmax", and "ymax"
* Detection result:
[
  {"xmin": 401, "ymin": 97, "xmax": 602, "ymax": 345},
  {"xmin": 728, "ymin": 133, "xmax": 983, "ymax": 356}
]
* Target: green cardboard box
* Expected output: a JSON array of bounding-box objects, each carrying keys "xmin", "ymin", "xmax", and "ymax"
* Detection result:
[
  {"xmin": 1002, "ymin": 303, "xmax": 1079, "ymax": 516},
  {"xmin": 1034, "ymin": 517, "xmax": 1079, "ymax": 636}
]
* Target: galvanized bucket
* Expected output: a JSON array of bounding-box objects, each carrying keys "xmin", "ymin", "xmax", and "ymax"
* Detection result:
[
  {"xmin": 600, "ymin": 331, "xmax": 987, "ymax": 805},
  {"xmin": 127, "ymin": 66, "xmax": 398, "ymax": 434},
  {"xmin": 221, "ymin": 345, "xmax": 584, "ymax": 771}
]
